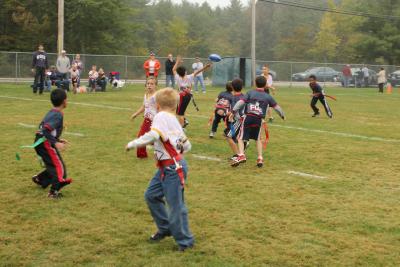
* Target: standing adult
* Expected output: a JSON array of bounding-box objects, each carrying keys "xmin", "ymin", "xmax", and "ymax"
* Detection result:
[
  {"xmin": 342, "ymin": 64, "xmax": 352, "ymax": 88},
  {"xmin": 165, "ymin": 54, "xmax": 176, "ymax": 88},
  {"xmin": 143, "ymin": 52, "xmax": 161, "ymax": 78},
  {"xmin": 192, "ymin": 57, "xmax": 206, "ymax": 93},
  {"xmin": 31, "ymin": 44, "xmax": 49, "ymax": 94},
  {"xmin": 377, "ymin": 67, "xmax": 387, "ymax": 93},
  {"xmin": 362, "ymin": 65, "xmax": 370, "ymax": 87},
  {"xmin": 56, "ymin": 50, "xmax": 71, "ymax": 81}
]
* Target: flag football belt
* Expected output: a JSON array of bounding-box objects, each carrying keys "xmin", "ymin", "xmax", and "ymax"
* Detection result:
[
  {"xmin": 179, "ymin": 88, "xmax": 192, "ymax": 97},
  {"xmin": 157, "ymin": 154, "xmax": 185, "ymax": 188}
]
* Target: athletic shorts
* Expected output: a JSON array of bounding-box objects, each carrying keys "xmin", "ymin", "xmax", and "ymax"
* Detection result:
[
  {"xmin": 176, "ymin": 92, "xmax": 192, "ymax": 116},
  {"xmin": 239, "ymin": 115, "xmax": 262, "ymax": 141},
  {"xmin": 224, "ymin": 118, "xmax": 242, "ymax": 142}
]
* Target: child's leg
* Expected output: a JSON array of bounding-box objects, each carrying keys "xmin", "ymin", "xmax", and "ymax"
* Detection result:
[
  {"xmin": 227, "ymin": 137, "xmax": 239, "ymax": 155},
  {"xmin": 256, "ymin": 136, "xmax": 263, "ymax": 159},
  {"xmin": 211, "ymin": 112, "xmax": 223, "ymax": 133},
  {"xmin": 310, "ymin": 97, "xmax": 319, "ymax": 114},
  {"xmin": 238, "ymin": 138, "xmax": 245, "ymax": 155},
  {"xmin": 144, "ymin": 169, "xmax": 170, "ymax": 235},
  {"xmin": 137, "ymin": 118, "xmax": 152, "ymax": 158},
  {"xmin": 319, "ymin": 97, "xmax": 333, "ymax": 118},
  {"xmin": 161, "ymin": 161, "xmax": 194, "ymax": 248},
  {"xmin": 33, "ymin": 170, "xmax": 53, "ymax": 188}
]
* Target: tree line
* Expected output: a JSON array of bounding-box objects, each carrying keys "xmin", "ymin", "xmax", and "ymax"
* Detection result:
[{"xmin": 0, "ymin": 0, "xmax": 399, "ymax": 64}]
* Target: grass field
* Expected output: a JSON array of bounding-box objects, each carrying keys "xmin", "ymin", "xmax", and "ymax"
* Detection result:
[{"xmin": 1, "ymin": 83, "xmax": 400, "ymax": 266}]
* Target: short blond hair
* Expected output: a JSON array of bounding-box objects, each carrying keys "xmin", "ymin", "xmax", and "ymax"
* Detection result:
[{"xmin": 155, "ymin": 87, "xmax": 178, "ymax": 110}]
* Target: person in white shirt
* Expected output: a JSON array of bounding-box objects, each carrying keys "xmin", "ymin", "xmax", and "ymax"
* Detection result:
[
  {"xmin": 192, "ymin": 57, "xmax": 206, "ymax": 93},
  {"xmin": 125, "ymin": 88, "xmax": 194, "ymax": 252},
  {"xmin": 362, "ymin": 65, "xmax": 370, "ymax": 87}
]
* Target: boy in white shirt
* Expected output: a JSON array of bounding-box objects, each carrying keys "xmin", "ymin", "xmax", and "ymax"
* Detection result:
[{"xmin": 125, "ymin": 88, "xmax": 194, "ymax": 252}]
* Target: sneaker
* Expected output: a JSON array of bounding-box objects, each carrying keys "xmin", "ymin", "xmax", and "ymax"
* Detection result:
[
  {"xmin": 257, "ymin": 158, "xmax": 264, "ymax": 168},
  {"xmin": 312, "ymin": 113, "xmax": 320, "ymax": 117},
  {"xmin": 149, "ymin": 231, "xmax": 171, "ymax": 242},
  {"xmin": 48, "ymin": 190, "xmax": 63, "ymax": 199},
  {"xmin": 229, "ymin": 154, "xmax": 238, "ymax": 161},
  {"xmin": 178, "ymin": 244, "xmax": 194, "ymax": 252},
  {"xmin": 32, "ymin": 175, "xmax": 47, "ymax": 189},
  {"xmin": 202, "ymin": 91, "xmax": 206, "ymax": 94},
  {"xmin": 209, "ymin": 131, "xmax": 215, "ymax": 138},
  {"xmin": 231, "ymin": 155, "xmax": 246, "ymax": 167}
]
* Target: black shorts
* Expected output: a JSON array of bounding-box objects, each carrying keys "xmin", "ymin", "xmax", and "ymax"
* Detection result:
[
  {"xmin": 239, "ymin": 115, "xmax": 262, "ymax": 141},
  {"xmin": 177, "ymin": 92, "xmax": 192, "ymax": 116}
]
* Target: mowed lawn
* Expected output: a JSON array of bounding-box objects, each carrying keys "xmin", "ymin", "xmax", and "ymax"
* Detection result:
[{"xmin": 1, "ymin": 83, "xmax": 399, "ymax": 266}]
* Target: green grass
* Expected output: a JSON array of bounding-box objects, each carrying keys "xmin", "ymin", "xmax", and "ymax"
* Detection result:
[{"xmin": 1, "ymin": 83, "xmax": 400, "ymax": 266}]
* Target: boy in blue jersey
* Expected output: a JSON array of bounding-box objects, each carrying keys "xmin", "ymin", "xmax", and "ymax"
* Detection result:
[
  {"xmin": 31, "ymin": 89, "xmax": 72, "ymax": 198},
  {"xmin": 231, "ymin": 76, "xmax": 285, "ymax": 168},
  {"xmin": 209, "ymin": 82, "xmax": 233, "ymax": 138},
  {"xmin": 309, "ymin": 75, "xmax": 333, "ymax": 118}
]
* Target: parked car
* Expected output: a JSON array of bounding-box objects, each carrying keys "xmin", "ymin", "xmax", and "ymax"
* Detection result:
[
  {"xmin": 340, "ymin": 68, "xmax": 377, "ymax": 87},
  {"xmin": 292, "ymin": 67, "xmax": 340, "ymax": 82},
  {"xmin": 388, "ymin": 70, "xmax": 400, "ymax": 86},
  {"xmin": 256, "ymin": 68, "xmax": 277, "ymax": 80}
]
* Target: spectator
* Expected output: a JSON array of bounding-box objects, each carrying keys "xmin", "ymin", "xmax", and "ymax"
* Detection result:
[
  {"xmin": 342, "ymin": 64, "xmax": 352, "ymax": 88},
  {"xmin": 88, "ymin": 65, "xmax": 98, "ymax": 92},
  {"xmin": 165, "ymin": 54, "xmax": 176, "ymax": 88},
  {"xmin": 143, "ymin": 52, "xmax": 161, "ymax": 78},
  {"xmin": 70, "ymin": 64, "xmax": 80, "ymax": 94},
  {"xmin": 192, "ymin": 56, "xmax": 206, "ymax": 93},
  {"xmin": 72, "ymin": 54, "xmax": 84, "ymax": 86},
  {"xmin": 97, "ymin": 68, "xmax": 107, "ymax": 92},
  {"xmin": 362, "ymin": 65, "xmax": 370, "ymax": 87},
  {"xmin": 31, "ymin": 44, "xmax": 49, "ymax": 94},
  {"xmin": 377, "ymin": 67, "xmax": 386, "ymax": 93},
  {"xmin": 56, "ymin": 50, "xmax": 71, "ymax": 80}
]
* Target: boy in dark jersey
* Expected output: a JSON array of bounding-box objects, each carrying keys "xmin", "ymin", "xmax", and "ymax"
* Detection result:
[
  {"xmin": 224, "ymin": 78, "xmax": 245, "ymax": 159},
  {"xmin": 31, "ymin": 44, "xmax": 49, "ymax": 94},
  {"xmin": 309, "ymin": 75, "xmax": 333, "ymax": 118},
  {"xmin": 209, "ymin": 82, "xmax": 233, "ymax": 138},
  {"xmin": 31, "ymin": 89, "xmax": 72, "ymax": 198},
  {"xmin": 231, "ymin": 76, "xmax": 285, "ymax": 168}
]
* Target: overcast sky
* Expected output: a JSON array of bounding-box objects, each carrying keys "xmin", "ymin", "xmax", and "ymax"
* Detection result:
[{"xmin": 170, "ymin": 0, "xmax": 249, "ymax": 9}]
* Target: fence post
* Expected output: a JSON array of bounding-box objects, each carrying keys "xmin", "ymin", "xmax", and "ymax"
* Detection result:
[
  {"xmin": 125, "ymin": 56, "xmax": 128, "ymax": 80},
  {"xmin": 290, "ymin": 62, "xmax": 293, "ymax": 88},
  {"xmin": 15, "ymin": 52, "xmax": 18, "ymax": 83}
]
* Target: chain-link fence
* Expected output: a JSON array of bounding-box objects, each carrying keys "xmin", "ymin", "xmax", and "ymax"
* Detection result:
[{"xmin": 1, "ymin": 51, "xmax": 399, "ymax": 87}]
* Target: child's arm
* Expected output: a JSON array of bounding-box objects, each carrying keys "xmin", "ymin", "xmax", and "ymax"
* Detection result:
[
  {"xmin": 272, "ymin": 105, "xmax": 285, "ymax": 120},
  {"xmin": 172, "ymin": 56, "xmax": 182, "ymax": 76},
  {"xmin": 125, "ymin": 130, "xmax": 159, "ymax": 151},
  {"xmin": 130, "ymin": 105, "xmax": 145, "ymax": 120},
  {"xmin": 193, "ymin": 63, "xmax": 212, "ymax": 77}
]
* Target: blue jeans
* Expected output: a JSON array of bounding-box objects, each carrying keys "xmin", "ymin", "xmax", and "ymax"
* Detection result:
[
  {"xmin": 144, "ymin": 159, "xmax": 194, "ymax": 248},
  {"xmin": 194, "ymin": 76, "xmax": 205, "ymax": 92},
  {"xmin": 166, "ymin": 75, "xmax": 175, "ymax": 88}
]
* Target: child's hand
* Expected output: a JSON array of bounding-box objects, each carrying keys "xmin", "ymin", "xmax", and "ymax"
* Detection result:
[
  {"xmin": 130, "ymin": 114, "xmax": 137, "ymax": 120},
  {"xmin": 125, "ymin": 144, "xmax": 132, "ymax": 152},
  {"xmin": 176, "ymin": 55, "xmax": 183, "ymax": 64},
  {"xmin": 206, "ymin": 63, "xmax": 212, "ymax": 68},
  {"xmin": 60, "ymin": 139, "xmax": 69, "ymax": 144},
  {"xmin": 55, "ymin": 142, "xmax": 66, "ymax": 151}
]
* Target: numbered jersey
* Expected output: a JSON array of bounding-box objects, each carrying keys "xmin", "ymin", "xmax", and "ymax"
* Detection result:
[
  {"xmin": 151, "ymin": 111, "xmax": 187, "ymax": 160},
  {"xmin": 244, "ymin": 89, "xmax": 277, "ymax": 118}
]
